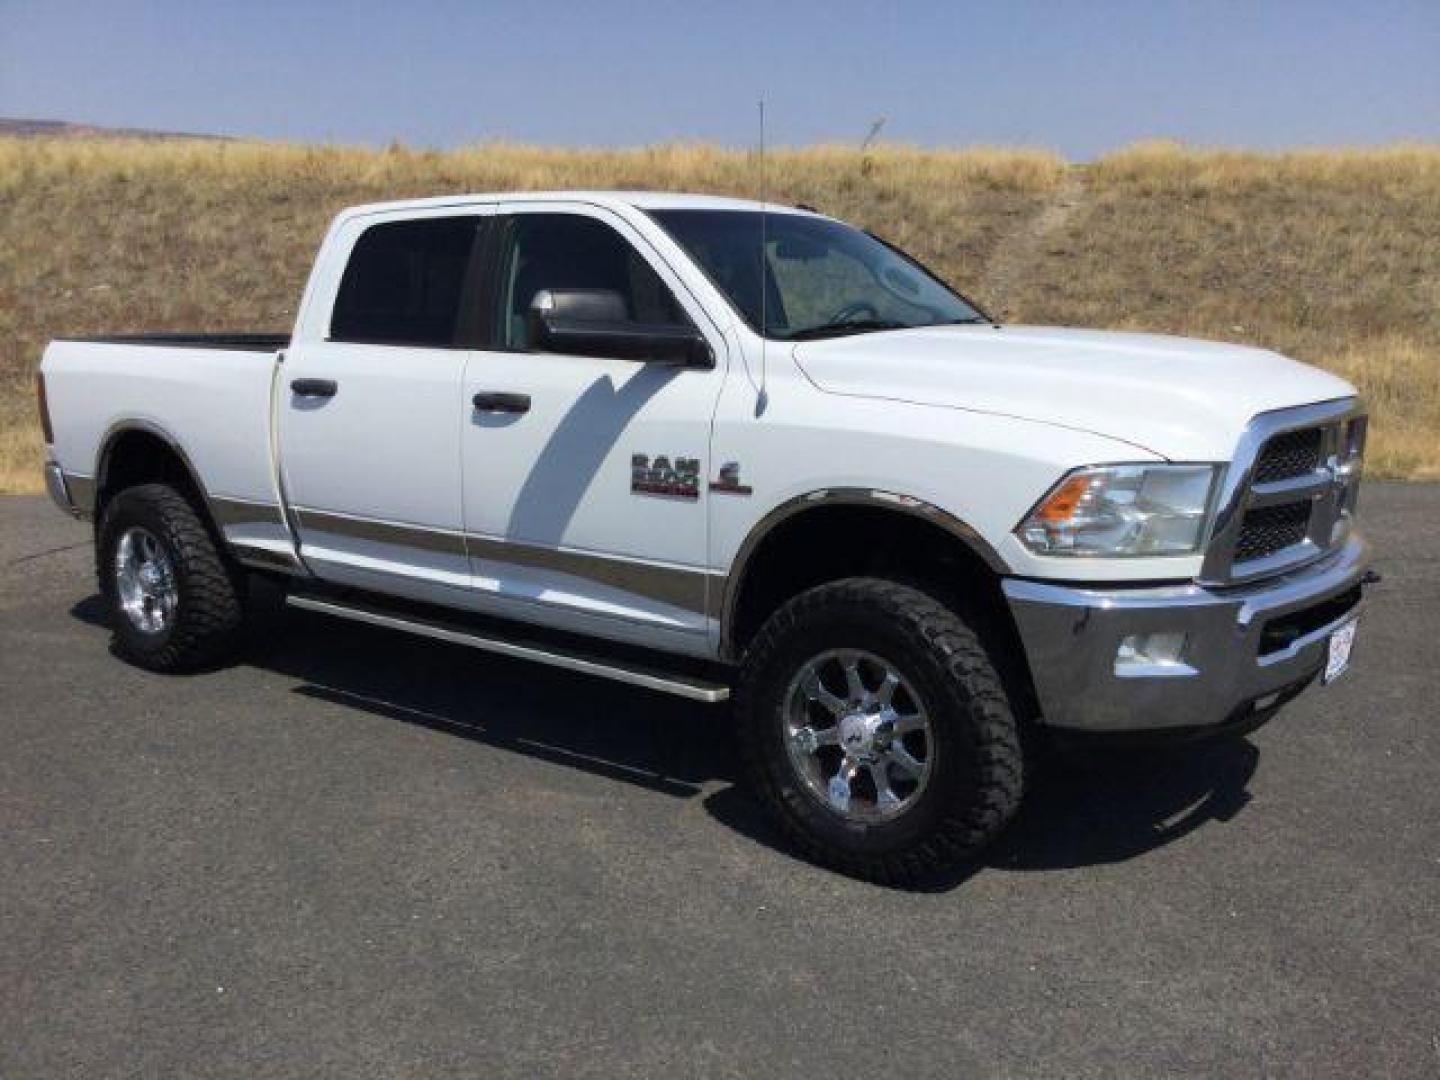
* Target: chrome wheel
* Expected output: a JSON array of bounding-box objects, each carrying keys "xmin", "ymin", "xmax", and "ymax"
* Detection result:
[
  {"xmin": 114, "ymin": 526, "xmax": 177, "ymax": 635},
  {"xmin": 783, "ymin": 648, "xmax": 933, "ymax": 822}
]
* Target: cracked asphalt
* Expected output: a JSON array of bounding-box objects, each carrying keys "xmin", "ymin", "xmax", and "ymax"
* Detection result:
[{"xmin": 2, "ymin": 486, "xmax": 1437, "ymax": 1077}]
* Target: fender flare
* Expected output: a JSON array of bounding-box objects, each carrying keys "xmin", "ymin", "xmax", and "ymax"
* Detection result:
[
  {"xmin": 94, "ymin": 419, "xmax": 216, "ymax": 516},
  {"xmin": 718, "ymin": 487, "xmax": 1009, "ymax": 657},
  {"xmin": 91, "ymin": 417, "xmax": 261, "ymax": 556}
]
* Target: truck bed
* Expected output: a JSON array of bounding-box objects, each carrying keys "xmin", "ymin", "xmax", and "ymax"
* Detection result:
[{"xmin": 41, "ymin": 335, "xmax": 289, "ymax": 556}]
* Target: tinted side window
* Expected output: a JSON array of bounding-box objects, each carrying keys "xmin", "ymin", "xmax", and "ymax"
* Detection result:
[
  {"xmin": 331, "ymin": 217, "xmax": 479, "ymax": 346},
  {"xmin": 497, "ymin": 214, "xmax": 686, "ymax": 348}
]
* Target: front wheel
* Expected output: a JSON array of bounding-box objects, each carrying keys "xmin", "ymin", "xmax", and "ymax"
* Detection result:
[
  {"xmin": 97, "ymin": 483, "xmax": 247, "ymax": 672},
  {"xmin": 735, "ymin": 578, "xmax": 1024, "ymax": 886}
]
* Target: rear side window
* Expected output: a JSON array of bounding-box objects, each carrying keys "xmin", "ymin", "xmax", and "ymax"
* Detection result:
[{"xmin": 331, "ymin": 217, "xmax": 480, "ymax": 346}]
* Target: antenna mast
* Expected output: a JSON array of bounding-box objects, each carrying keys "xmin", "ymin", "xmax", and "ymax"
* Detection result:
[{"xmin": 756, "ymin": 98, "xmax": 769, "ymax": 412}]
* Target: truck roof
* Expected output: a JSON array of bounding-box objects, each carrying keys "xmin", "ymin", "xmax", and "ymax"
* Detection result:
[{"xmin": 334, "ymin": 190, "xmax": 819, "ymax": 222}]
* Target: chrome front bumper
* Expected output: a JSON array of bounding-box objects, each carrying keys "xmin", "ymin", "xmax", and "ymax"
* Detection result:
[{"xmin": 1003, "ymin": 533, "xmax": 1371, "ymax": 733}]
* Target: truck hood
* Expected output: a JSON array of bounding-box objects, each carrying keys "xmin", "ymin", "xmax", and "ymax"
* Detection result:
[{"xmin": 791, "ymin": 325, "xmax": 1357, "ymax": 461}]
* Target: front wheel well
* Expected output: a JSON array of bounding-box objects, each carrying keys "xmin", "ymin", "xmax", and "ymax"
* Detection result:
[{"xmin": 723, "ymin": 504, "xmax": 1037, "ymax": 718}]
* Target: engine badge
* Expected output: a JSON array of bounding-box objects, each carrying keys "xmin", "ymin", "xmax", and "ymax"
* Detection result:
[{"xmin": 709, "ymin": 461, "xmax": 753, "ymax": 496}]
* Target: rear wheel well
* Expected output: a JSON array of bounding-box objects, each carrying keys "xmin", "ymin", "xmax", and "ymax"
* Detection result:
[
  {"xmin": 96, "ymin": 428, "xmax": 214, "ymax": 537},
  {"xmin": 725, "ymin": 505, "xmax": 1037, "ymax": 718}
]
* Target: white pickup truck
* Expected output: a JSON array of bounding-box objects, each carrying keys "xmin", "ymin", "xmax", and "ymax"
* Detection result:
[{"xmin": 39, "ymin": 192, "xmax": 1372, "ymax": 884}]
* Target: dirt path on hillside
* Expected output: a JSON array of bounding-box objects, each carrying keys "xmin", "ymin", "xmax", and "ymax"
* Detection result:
[{"xmin": 980, "ymin": 168, "xmax": 1088, "ymax": 319}]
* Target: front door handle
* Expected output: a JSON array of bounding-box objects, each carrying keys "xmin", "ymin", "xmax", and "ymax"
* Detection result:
[
  {"xmin": 291, "ymin": 378, "xmax": 338, "ymax": 398},
  {"xmin": 472, "ymin": 391, "xmax": 531, "ymax": 414}
]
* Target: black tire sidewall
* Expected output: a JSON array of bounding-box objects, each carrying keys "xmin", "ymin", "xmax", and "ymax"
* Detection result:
[
  {"xmin": 96, "ymin": 484, "xmax": 241, "ymax": 670},
  {"xmin": 740, "ymin": 584, "xmax": 1009, "ymax": 862}
]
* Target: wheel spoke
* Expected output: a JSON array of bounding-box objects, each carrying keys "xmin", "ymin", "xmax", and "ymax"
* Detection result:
[
  {"xmin": 803, "ymin": 670, "xmax": 847, "ymax": 717},
  {"xmin": 887, "ymin": 743, "xmax": 926, "ymax": 779},
  {"xmin": 891, "ymin": 711, "xmax": 926, "ymax": 737},
  {"xmin": 876, "ymin": 669, "xmax": 900, "ymax": 708},
  {"xmin": 790, "ymin": 724, "xmax": 838, "ymax": 755},
  {"xmin": 868, "ymin": 761, "xmax": 899, "ymax": 809},
  {"xmin": 827, "ymin": 760, "xmax": 856, "ymax": 812},
  {"xmin": 842, "ymin": 657, "xmax": 867, "ymax": 703}
]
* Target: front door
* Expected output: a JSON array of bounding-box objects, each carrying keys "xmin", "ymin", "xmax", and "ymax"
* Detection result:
[
  {"xmin": 280, "ymin": 207, "xmax": 492, "ymax": 598},
  {"xmin": 459, "ymin": 204, "xmax": 728, "ymax": 641}
]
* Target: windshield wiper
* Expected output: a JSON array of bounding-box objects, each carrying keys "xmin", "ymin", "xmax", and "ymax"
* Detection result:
[
  {"xmin": 786, "ymin": 319, "xmax": 909, "ymax": 341},
  {"xmin": 933, "ymin": 316, "xmax": 991, "ymax": 326}
]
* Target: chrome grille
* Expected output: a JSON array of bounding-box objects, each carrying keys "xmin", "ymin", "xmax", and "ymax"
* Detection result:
[
  {"xmin": 1253, "ymin": 428, "xmax": 1322, "ymax": 483},
  {"xmin": 1200, "ymin": 399, "xmax": 1366, "ymax": 586},
  {"xmin": 1234, "ymin": 501, "xmax": 1312, "ymax": 562}
]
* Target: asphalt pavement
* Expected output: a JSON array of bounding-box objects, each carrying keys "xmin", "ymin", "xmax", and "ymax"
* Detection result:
[{"xmin": 2, "ymin": 485, "xmax": 1437, "ymax": 1078}]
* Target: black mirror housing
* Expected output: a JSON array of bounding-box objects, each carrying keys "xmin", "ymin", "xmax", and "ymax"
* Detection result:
[{"xmin": 527, "ymin": 289, "xmax": 712, "ymax": 368}]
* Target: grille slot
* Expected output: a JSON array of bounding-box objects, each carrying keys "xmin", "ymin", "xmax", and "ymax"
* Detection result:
[
  {"xmin": 1254, "ymin": 428, "xmax": 1323, "ymax": 483},
  {"xmin": 1235, "ymin": 501, "xmax": 1312, "ymax": 564}
]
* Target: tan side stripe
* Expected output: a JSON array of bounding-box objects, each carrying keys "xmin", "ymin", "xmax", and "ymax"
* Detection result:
[
  {"xmin": 294, "ymin": 507, "xmax": 467, "ymax": 556},
  {"xmin": 290, "ymin": 508, "xmax": 711, "ymax": 615},
  {"xmin": 229, "ymin": 543, "xmax": 305, "ymax": 573},
  {"xmin": 464, "ymin": 533, "xmax": 709, "ymax": 615},
  {"xmin": 213, "ymin": 496, "xmax": 288, "ymax": 529}
]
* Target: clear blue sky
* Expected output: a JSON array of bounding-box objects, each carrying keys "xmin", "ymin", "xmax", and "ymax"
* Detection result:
[{"xmin": 2, "ymin": 0, "xmax": 1436, "ymax": 157}]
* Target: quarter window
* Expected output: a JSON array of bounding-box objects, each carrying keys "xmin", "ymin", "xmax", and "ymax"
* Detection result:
[{"xmin": 331, "ymin": 217, "xmax": 480, "ymax": 346}]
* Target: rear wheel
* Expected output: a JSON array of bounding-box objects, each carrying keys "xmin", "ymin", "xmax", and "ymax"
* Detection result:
[
  {"xmin": 735, "ymin": 577, "xmax": 1024, "ymax": 886},
  {"xmin": 97, "ymin": 483, "xmax": 246, "ymax": 672}
]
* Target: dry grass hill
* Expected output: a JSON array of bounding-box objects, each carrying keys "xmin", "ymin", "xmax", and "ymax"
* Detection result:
[{"xmin": 2, "ymin": 136, "xmax": 1437, "ymax": 490}]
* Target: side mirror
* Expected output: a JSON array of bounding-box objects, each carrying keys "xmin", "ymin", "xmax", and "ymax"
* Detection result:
[{"xmin": 527, "ymin": 289, "xmax": 712, "ymax": 368}]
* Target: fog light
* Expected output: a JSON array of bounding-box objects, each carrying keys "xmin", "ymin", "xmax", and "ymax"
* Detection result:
[{"xmin": 1115, "ymin": 631, "xmax": 1192, "ymax": 676}]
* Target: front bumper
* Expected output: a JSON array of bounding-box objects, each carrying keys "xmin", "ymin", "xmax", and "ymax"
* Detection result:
[{"xmin": 1003, "ymin": 533, "xmax": 1371, "ymax": 733}]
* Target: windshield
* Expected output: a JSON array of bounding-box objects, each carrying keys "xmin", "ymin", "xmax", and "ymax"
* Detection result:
[{"xmin": 649, "ymin": 209, "xmax": 988, "ymax": 340}]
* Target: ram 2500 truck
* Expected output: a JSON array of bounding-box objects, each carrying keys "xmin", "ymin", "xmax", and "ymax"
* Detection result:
[{"xmin": 39, "ymin": 192, "xmax": 1372, "ymax": 884}]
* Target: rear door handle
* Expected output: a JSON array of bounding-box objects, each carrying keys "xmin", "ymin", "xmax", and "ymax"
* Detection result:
[
  {"xmin": 472, "ymin": 391, "xmax": 531, "ymax": 414},
  {"xmin": 291, "ymin": 378, "xmax": 338, "ymax": 398}
]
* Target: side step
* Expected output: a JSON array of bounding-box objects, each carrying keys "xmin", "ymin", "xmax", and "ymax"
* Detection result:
[{"xmin": 286, "ymin": 594, "xmax": 732, "ymax": 704}]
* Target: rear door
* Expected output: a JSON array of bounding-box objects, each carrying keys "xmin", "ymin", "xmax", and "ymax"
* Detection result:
[
  {"xmin": 279, "ymin": 206, "xmax": 493, "ymax": 597},
  {"xmin": 459, "ymin": 204, "xmax": 728, "ymax": 642}
]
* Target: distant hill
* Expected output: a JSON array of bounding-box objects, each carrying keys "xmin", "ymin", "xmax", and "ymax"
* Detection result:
[
  {"xmin": 0, "ymin": 137, "xmax": 1435, "ymax": 489},
  {"xmin": 0, "ymin": 117, "xmax": 226, "ymax": 141}
]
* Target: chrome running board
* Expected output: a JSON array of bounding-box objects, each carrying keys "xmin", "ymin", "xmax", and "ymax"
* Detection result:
[{"xmin": 286, "ymin": 594, "xmax": 731, "ymax": 704}]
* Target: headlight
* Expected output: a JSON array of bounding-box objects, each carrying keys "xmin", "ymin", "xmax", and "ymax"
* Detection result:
[{"xmin": 1017, "ymin": 464, "xmax": 1219, "ymax": 557}]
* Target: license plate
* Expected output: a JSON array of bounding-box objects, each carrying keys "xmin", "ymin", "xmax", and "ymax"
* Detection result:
[{"xmin": 1323, "ymin": 617, "xmax": 1358, "ymax": 684}]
